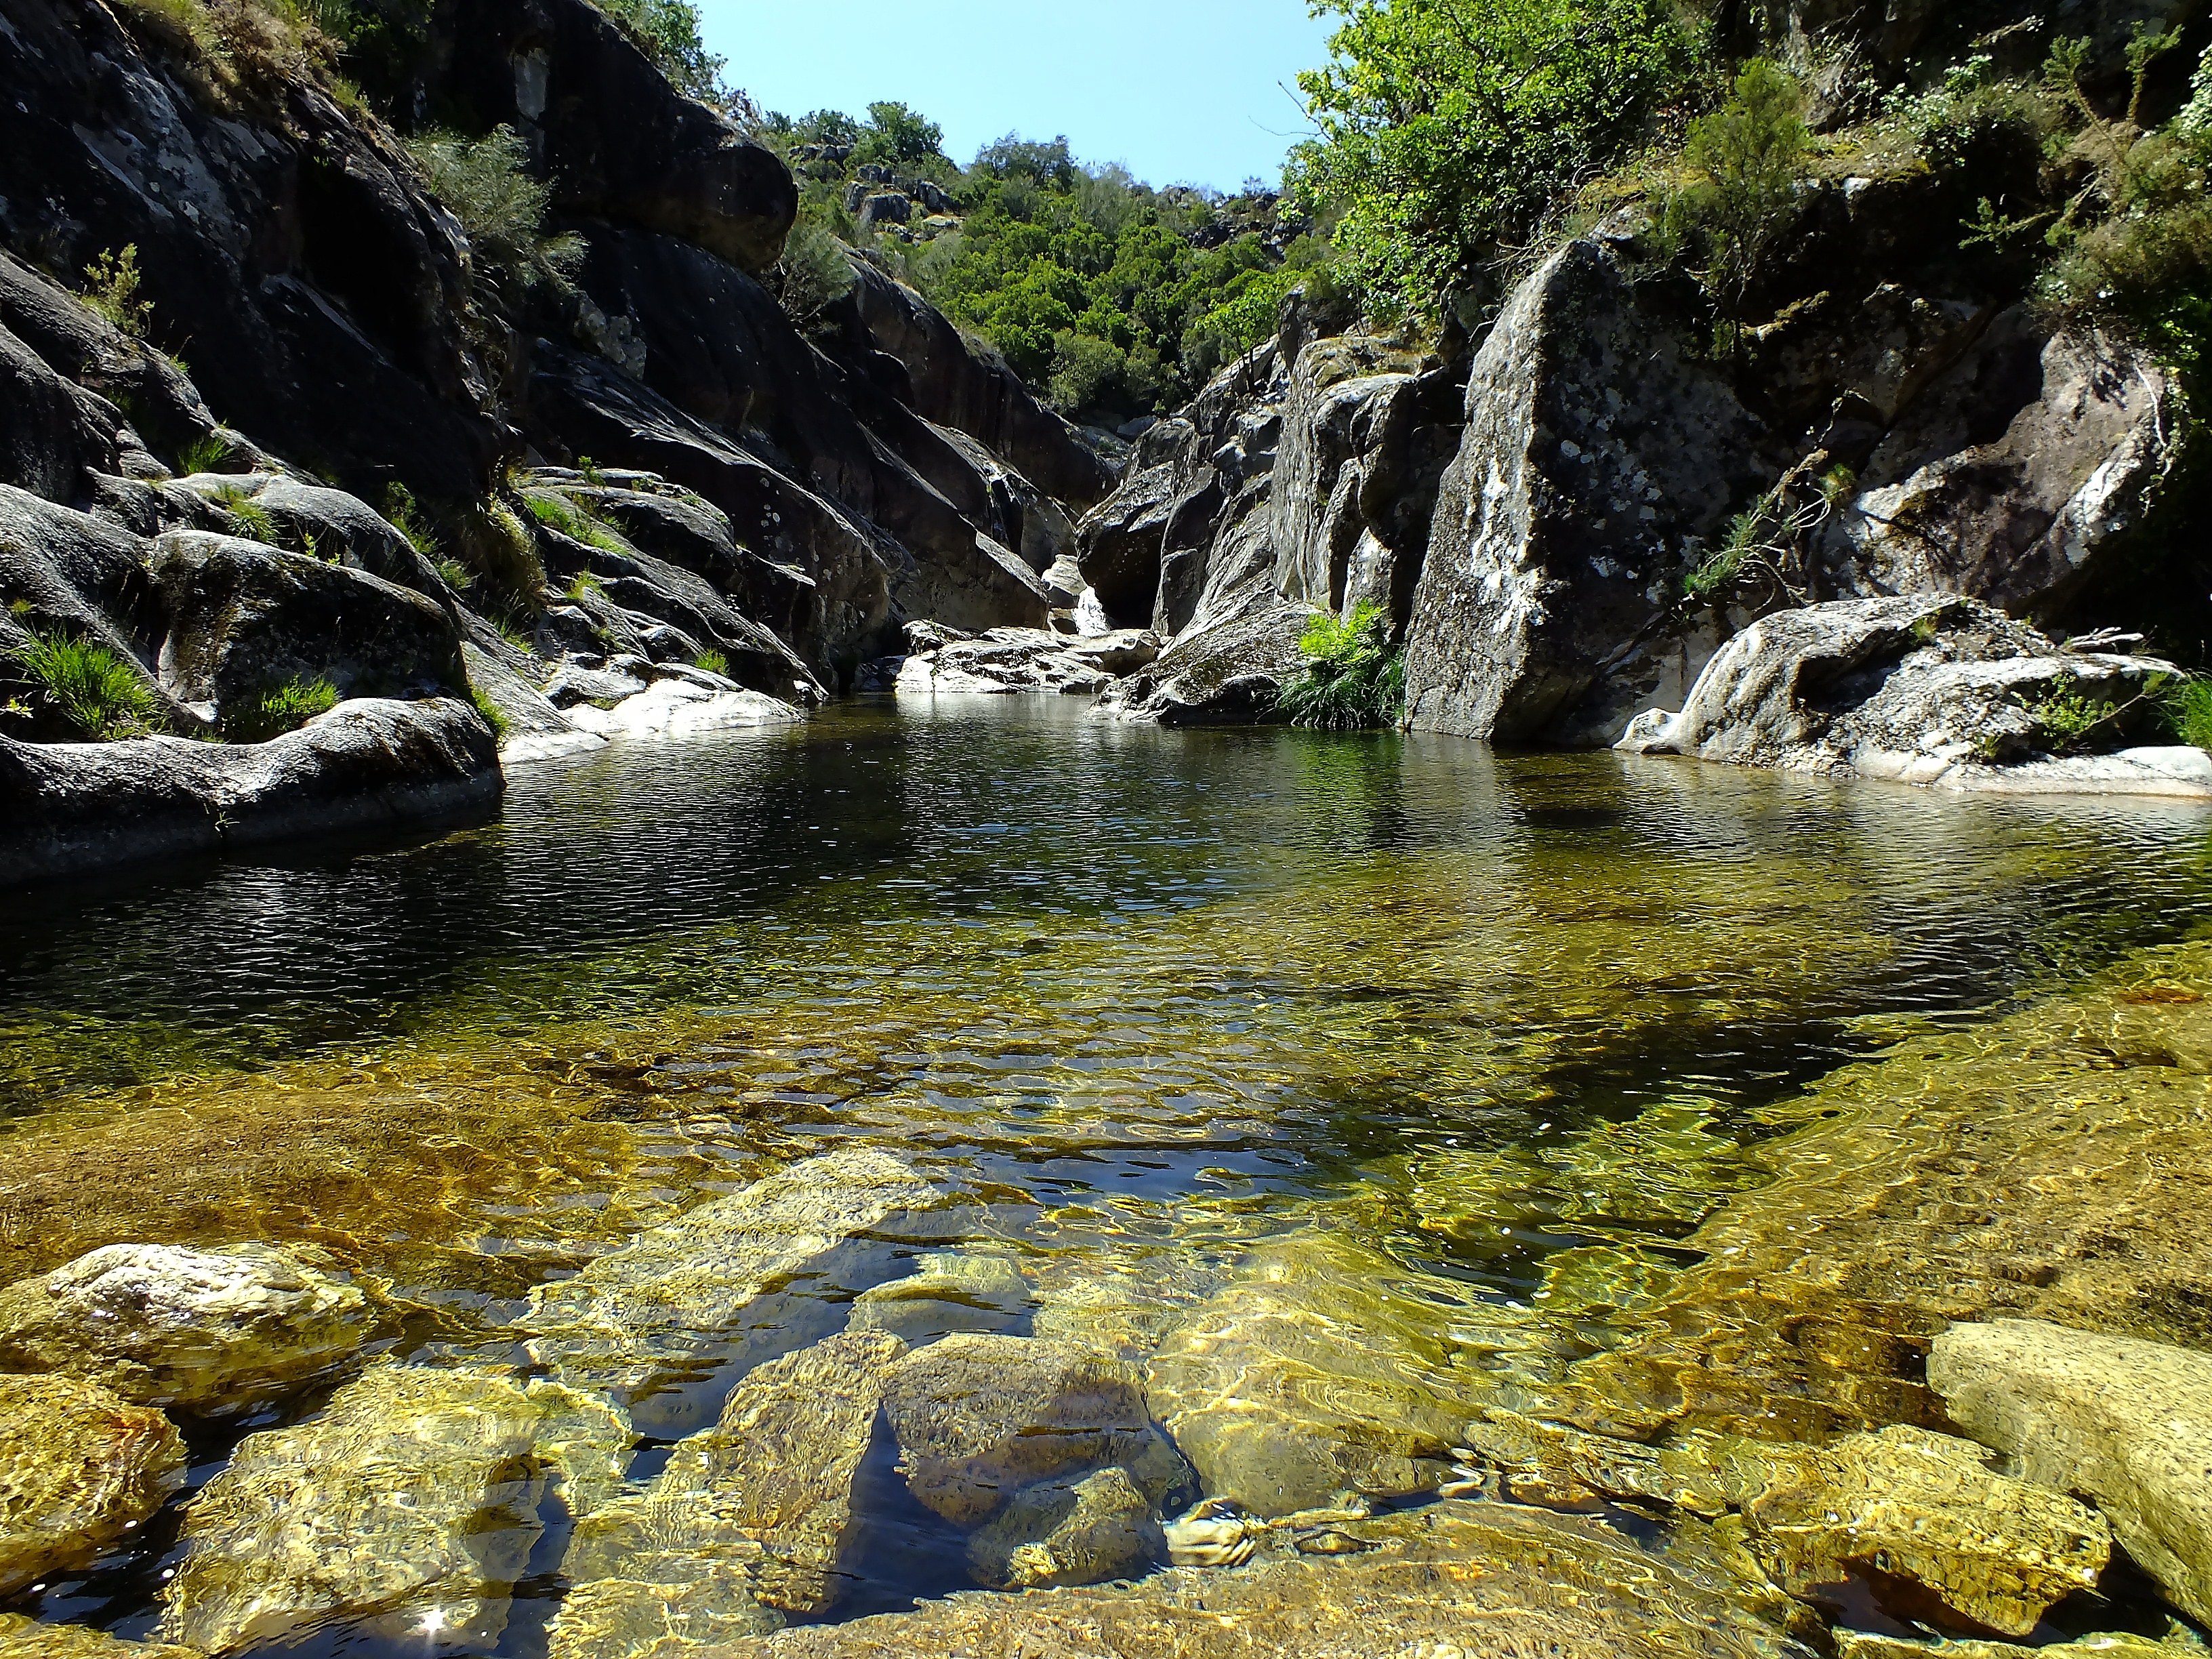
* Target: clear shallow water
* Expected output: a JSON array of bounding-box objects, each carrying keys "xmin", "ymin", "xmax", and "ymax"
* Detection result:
[{"xmin": 4, "ymin": 699, "xmax": 2212, "ymax": 1651}]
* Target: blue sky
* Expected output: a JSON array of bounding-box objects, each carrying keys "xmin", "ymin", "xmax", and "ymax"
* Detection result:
[{"xmin": 700, "ymin": 1, "xmax": 1340, "ymax": 192}]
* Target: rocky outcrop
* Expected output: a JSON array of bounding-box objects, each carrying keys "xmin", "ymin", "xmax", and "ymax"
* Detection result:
[
  {"xmin": 1401, "ymin": 238, "xmax": 1772, "ymax": 746},
  {"xmin": 0, "ymin": 699, "xmax": 502, "ymax": 886},
  {"xmin": 1930, "ymin": 1319, "xmax": 2212, "ymax": 1626},
  {"xmin": 1618, "ymin": 594, "xmax": 2212, "ymax": 796},
  {"xmin": 0, "ymin": 1243, "xmax": 376, "ymax": 1414},
  {"xmin": 159, "ymin": 1366, "xmax": 552, "ymax": 1654},
  {"xmin": 0, "ymin": 1374, "xmax": 185, "ymax": 1599},
  {"xmin": 525, "ymin": 1148, "xmax": 936, "ymax": 1429},
  {"xmin": 893, "ymin": 626, "xmax": 1162, "ymax": 696}
]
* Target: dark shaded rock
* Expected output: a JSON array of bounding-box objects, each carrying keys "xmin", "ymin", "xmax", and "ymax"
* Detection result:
[
  {"xmin": 1402, "ymin": 239, "xmax": 1774, "ymax": 746},
  {"xmin": 0, "ymin": 699, "xmax": 501, "ymax": 887},
  {"xmin": 172, "ymin": 475, "xmax": 445, "ymax": 598},
  {"xmin": 444, "ymin": 0, "xmax": 796, "ymax": 273},
  {"xmin": 0, "ymin": 321, "xmax": 119, "ymax": 503},
  {"xmin": 148, "ymin": 533, "xmax": 467, "ymax": 712}
]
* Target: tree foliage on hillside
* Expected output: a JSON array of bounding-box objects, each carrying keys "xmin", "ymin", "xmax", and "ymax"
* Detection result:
[{"xmin": 1288, "ymin": 0, "xmax": 1698, "ymax": 321}]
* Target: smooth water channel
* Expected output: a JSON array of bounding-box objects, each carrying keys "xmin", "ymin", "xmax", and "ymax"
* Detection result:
[{"xmin": 4, "ymin": 700, "xmax": 2211, "ymax": 1652}]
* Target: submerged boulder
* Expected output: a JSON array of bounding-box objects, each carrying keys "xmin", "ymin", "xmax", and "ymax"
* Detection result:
[
  {"xmin": 0, "ymin": 1615, "xmax": 200, "ymax": 1659},
  {"xmin": 881, "ymin": 1334, "xmax": 1189, "ymax": 1528},
  {"xmin": 525, "ymin": 1148, "xmax": 936, "ymax": 1427},
  {"xmin": 1731, "ymin": 1425, "xmax": 2112, "ymax": 1637},
  {"xmin": 0, "ymin": 1375, "xmax": 185, "ymax": 1599},
  {"xmin": 1145, "ymin": 1231, "xmax": 1490, "ymax": 1517},
  {"xmin": 966, "ymin": 1465, "xmax": 1164, "ymax": 1591},
  {"xmin": 1930, "ymin": 1319, "xmax": 2212, "ymax": 1626},
  {"xmin": 849, "ymin": 1250, "xmax": 1031, "ymax": 1346},
  {"xmin": 159, "ymin": 1365, "xmax": 550, "ymax": 1654},
  {"xmin": 555, "ymin": 1328, "xmax": 907, "ymax": 1641},
  {"xmin": 1618, "ymin": 594, "xmax": 2209, "ymax": 797},
  {"xmin": 0, "ymin": 1242, "xmax": 376, "ymax": 1414}
]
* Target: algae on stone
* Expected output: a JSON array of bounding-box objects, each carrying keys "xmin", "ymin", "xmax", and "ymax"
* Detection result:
[
  {"xmin": 1146, "ymin": 1230, "xmax": 1513, "ymax": 1517},
  {"xmin": 882, "ymin": 1333, "xmax": 1187, "ymax": 1528},
  {"xmin": 158, "ymin": 1364, "xmax": 550, "ymax": 1654},
  {"xmin": 0, "ymin": 1615, "xmax": 200, "ymax": 1659},
  {"xmin": 0, "ymin": 1242, "xmax": 376, "ymax": 1414},
  {"xmin": 1929, "ymin": 1318, "xmax": 2212, "ymax": 1627},
  {"xmin": 968, "ymin": 1465, "xmax": 1164, "ymax": 1589},
  {"xmin": 0, "ymin": 1375, "xmax": 184, "ymax": 1600},
  {"xmin": 527, "ymin": 1147, "xmax": 937, "ymax": 1422},
  {"xmin": 559, "ymin": 1329, "xmax": 907, "ymax": 1630}
]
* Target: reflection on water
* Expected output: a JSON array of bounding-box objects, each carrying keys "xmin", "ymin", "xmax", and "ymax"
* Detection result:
[{"xmin": 2, "ymin": 700, "xmax": 2211, "ymax": 1650}]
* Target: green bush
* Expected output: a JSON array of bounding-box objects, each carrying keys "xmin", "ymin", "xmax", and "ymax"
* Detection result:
[
  {"xmin": 1288, "ymin": 0, "xmax": 1696, "ymax": 321},
  {"xmin": 595, "ymin": 0, "xmax": 723, "ymax": 100},
  {"xmin": 1662, "ymin": 60, "xmax": 1813, "ymax": 340},
  {"xmin": 695, "ymin": 647, "xmax": 729, "ymax": 677},
  {"xmin": 403, "ymin": 126, "xmax": 583, "ymax": 294},
  {"xmin": 81, "ymin": 246, "xmax": 154, "ymax": 338},
  {"xmin": 11, "ymin": 630, "xmax": 163, "ymax": 740},
  {"xmin": 773, "ymin": 215, "xmax": 858, "ymax": 325},
  {"xmin": 2165, "ymin": 676, "xmax": 2212, "ymax": 749},
  {"xmin": 224, "ymin": 676, "xmax": 339, "ymax": 743},
  {"xmin": 1277, "ymin": 601, "xmax": 1405, "ymax": 730},
  {"xmin": 468, "ymin": 683, "xmax": 512, "ymax": 739}
]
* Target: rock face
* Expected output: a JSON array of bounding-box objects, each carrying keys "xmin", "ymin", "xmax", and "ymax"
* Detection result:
[
  {"xmin": 526, "ymin": 1149, "xmax": 935, "ymax": 1427},
  {"xmin": 1401, "ymin": 239, "xmax": 1771, "ymax": 746},
  {"xmin": 0, "ymin": 1243, "xmax": 375, "ymax": 1414},
  {"xmin": 1732, "ymin": 1425, "xmax": 2112, "ymax": 1637},
  {"xmin": 1145, "ymin": 1232, "xmax": 1487, "ymax": 1517},
  {"xmin": 699, "ymin": 1500, "xmax": 1811, "ymax": 1659},
  {"xmin": 1618, "ymin": 594, "xmax": 2210, "ymax": 796},
  {"xmin": 159, "ymin": 1366, "xmax": 550, "ymax": 1654},
  {"xmin": 1929, "ymin": 1319, "xmax": 2212, "ymax": 1626},
  {"xmin": 0, "ymin": 699, "xmax": 501, "ymax": 886},
  {"xmin": 892, "ymin": 628, "xmax": 1162, "ymax": 697},
  {"xmin": 0, "ymin": 1374, "xmax": 185, "ymax": 1599},
  {"xmin": 881, "ymin": 1334, "xmax": 1188, "ymax": 1528}
]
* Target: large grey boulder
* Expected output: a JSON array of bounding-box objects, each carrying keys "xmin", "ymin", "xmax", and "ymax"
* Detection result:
[
  {"xmin": 881, "ymin": 1334, "xmax": 1191, "ymax": 1528},
  {"xmin": 0, "ymin": 698, "xmax": 503, "ymax": 887},
  {"xmin": 554, "ymin": 1328, "xmax": 907, "ymax": 1648},
  {"xmin": 1617, "ymin": 594, "xmax": 2212, "ymax": 796},
  {"xmin": 525, "ymin": 1148, "xmax": 937, "ymax": 1429},
  {"xmin": 0, "ymin": 1243, "xmax": 377, "ymax": 1414},
  {"xmin": 0, "ymin": 1374, "xmax": 185, "ymax": 1600},
  {"xmin": 148, "ymin": 532, "xmax": 469, "ymax": 715},
  {"xmin": 159, "ymin": 1366, "xmax": 552, "ymax": 1654},
  {"xmin": 893, "ymin": 626, "xmax": 1160, "ymax": 697},
  {"xmin": 1402, "ymin": 238, "xmax": 1771, "ymax": 745},
  {"xmin": 1929, "ymin": 1318, "xmax": 2212, "ymax": 1626}
]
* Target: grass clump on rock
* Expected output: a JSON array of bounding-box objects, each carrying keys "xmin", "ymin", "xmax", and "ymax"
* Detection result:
[
  {"xmin": 1277, "ymin": 602, "xmax": 1405, "ymax": 731},
  {"xmin": 223, "ymin": 677, "xmax": 339, "ymax": 743},
  {"xmin": 9, "ymin": 630, "xmax": 163, "ymax": 741}
]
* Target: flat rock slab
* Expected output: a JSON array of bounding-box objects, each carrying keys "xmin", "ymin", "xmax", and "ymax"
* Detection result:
[
  {"xmin": 0, "ymin": 1242, "xmax": 376, "ymax": 1414},
  {"xmin": 557, "ymin": 1328, "xmax": 907, "ymax": 1637},
  {"xmin": 1733, "ymin": 1424, "xmax": 2111, "ymax": 1637},
  {"xmin": 1930, "ymin": 1318, "xmax": 2212, "ymax": 1626},
  {"xmin": 0, "ymin": 1375, "xmax": 184, "ymax": 1599},
  {"xmin": 158, "ymin": 1365, "xmax": 550, "ymax": 1654},
  {"xmin": 1145, "ymin": 1230, "xmax": 1492, "ymax": 1517},
  {"xmin": 883, "ymin": 1334, "xmax": 1187, "ymax": 1528},
  {"xmin": 526, "ymin": 1147, "xmax": 937, "ymax": 1420},
  {"xmin": 710, "ymin": 1500, "xmax": 1814, "ymax": 1659}
]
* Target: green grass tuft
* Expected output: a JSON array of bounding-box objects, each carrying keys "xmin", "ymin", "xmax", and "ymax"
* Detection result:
[
  {"xmin": 2163, "ymin": 677, "xmax": 2212, "ymax": 750},
  {"xmin": 1276, "ymin": 601, "xmax": 1404, "ymax": 731},
  {"xmin": 210, "ymin": 483, "xmax": 278, "ymax": 545},
  {"xmin": 11, "ymin": 629, "xmax": 163, "ymax": 740},
  {"xmin": 223, "ymin": 677, "xmax": 339, "ymax": 743},
  {"xmin": 469, "ymin": 684, "xmax": 512, "ymax": 739},
  {"xmin": 694, "ymin": 648, "xmax": 729, "ymax": 678},
  {"xmin": 176, "ymin": 432, "xmax": 236, "ymax": 476}
]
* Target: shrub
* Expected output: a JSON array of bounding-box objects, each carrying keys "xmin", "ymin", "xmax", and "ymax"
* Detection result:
[
  {"xmin": 224, "ymin": 676, "xmax": 339, "ymax": 743},
  {"xmin": 11, "ymin": 630, "xmax": 163, "ymax": 740},
  {"xmin": 1277, "ymin": 602, "xmax": 1405, "ymax": 730},
  {"xmin": 210, "ymin": 483, "xmax": 278, "ymax": 545},
  {"xmin": 2020, "ymin": 684, "xmax": 2121, "ymax": 753},
  {"xmin": 773, "ymin": 216, "xmax": 857, "ymax": 325},
  {"xmin": 1662, "ymin": 60, "xmax": 1814, "ymax": 340},
  {"xmin": 595, "ymin": 0, "xmax": 724, "ymax": 101},
  {"xmin": 81, "ymin": 246, "xmax": 155, "ymax": 339},
  {"xmin": 404, "ymin": 126, "xmax": 583, "ymax": 295},
  {"xmin": 2165, "ymin": 676, "xmax": 2212, "ymax": 749},
  {"xmin": 695, "ymin": 648, "xmax": 729, "ymax": 677},
  {"xmin": 177, "ymin": 432, "xmax": 237, "ymax": 476}
]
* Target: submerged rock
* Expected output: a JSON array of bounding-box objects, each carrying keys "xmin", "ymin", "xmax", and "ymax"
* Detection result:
[
  {"xmin": 1732, "ymin": 1425, "xmax": 2110, "ymax": 1637},
  {"xmin": 882, "ymin": 1333, "xmax": 1188, "ymax": 1528},
  {"xmin": 548, "ymin": 1570, "xmax": 782, "ymax": 1659},
  {"xmin": 1835, "ymin": 1622, "xmax": 2209, "ymax": 1659},
  {"xmin": 158, "ymin": 1365, "xmax": 549, "ymax": 1654},
  {"xmin": 702, "ymin": 1499, "xmax": 1812, "ymax": 1658},
  {"xmin": 1452, "ymin": 1406, "xmax": 1730, "ymax": 1516},
  {"xmin": 967, "ymin": 1465, "xmax": 1164, "ymax": 1590},
  {"xmin": 1618, "ymin": 595, "xmax": 2206, "ymax": 796},
  {"xmin": 849, "ymin": 1250, "xmax": 1030, "ymax": 1346},
  {"xmin": 1929, "ymin": 1319, "xmax": 2212, "ymax": 1626},
  {"xmin": 525, "ymin": 1147, "xmax": 936, "ymax": 1421},
  {"xmin": 0, "ymin": 1242, "xmax": 376, "ymax": 1414},
  {"xmin": 556, "ymin": 1329, "xmax": 906, "ymax": 1637},
  {"xmin": 0, "ymin": 1615, "xmax": 199, "ymax": 1659},
  {"xmin": 0, "ymin": 1375, "xmax": 184, "ymax": 1599},
  {"xmin": 1145, "ymin": 1231, "xmax": 1490, "ymax": 1517}
]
